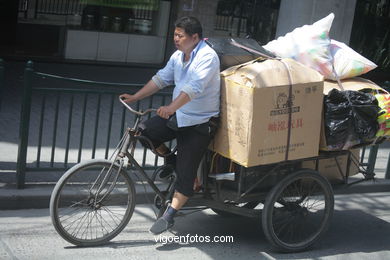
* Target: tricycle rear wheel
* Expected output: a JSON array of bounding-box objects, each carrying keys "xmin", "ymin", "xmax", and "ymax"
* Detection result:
[{"xmin": 262, "ymin": 169, "xmax": 334, "ymax": 252}]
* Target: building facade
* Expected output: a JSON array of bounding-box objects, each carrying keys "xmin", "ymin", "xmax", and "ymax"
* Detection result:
[{"xmin": 0, "ymin": 0, "xmax": 388, "ymax": 81}]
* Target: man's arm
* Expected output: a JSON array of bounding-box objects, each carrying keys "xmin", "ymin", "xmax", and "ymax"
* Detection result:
[
  {"xmin": 119, "ymin": 79, "xmax": 160, "ymax": 103},
  {"xmin": 157, "ymin": 91, "xmax": 190, "ymax": 119}
]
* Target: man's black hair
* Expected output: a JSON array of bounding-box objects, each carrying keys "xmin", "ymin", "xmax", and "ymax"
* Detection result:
[{"xmin": 174, "ymin": 16, "xmax": 203, "ymax": 39}]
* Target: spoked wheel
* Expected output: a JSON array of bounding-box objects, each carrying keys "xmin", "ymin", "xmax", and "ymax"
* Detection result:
[
  {"xmin": 262, "ymin": 169, "xmax": 334, "ymax": 252},
  {"xmin": 50, "ymin": 159, "xmax": 136, "ymax": 247}
]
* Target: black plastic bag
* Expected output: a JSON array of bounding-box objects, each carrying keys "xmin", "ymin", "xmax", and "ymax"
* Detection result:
[
  {"xmin": 324, "ymin": 89, "xmax": 380, "ymax": 149},
  {"xmin": 205, "ymin": 37, "xmax": 275, "ymax": 70}
]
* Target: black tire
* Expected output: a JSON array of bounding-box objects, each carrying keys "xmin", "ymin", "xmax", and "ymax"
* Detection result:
[
  {"xmin": 262, "ymin": 169, "xmax": 334, "ymax": 252},
  {"xmin": 211, "ymin": 201, "xmax": 260, "ymax": 217},
  {"xmin": 50, "ymin": 159, "xmax": 136, "ymax": 246}
]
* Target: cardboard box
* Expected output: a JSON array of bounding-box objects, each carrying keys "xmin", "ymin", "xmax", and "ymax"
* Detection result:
[
  {"xmin": 210, "ymin": 58, "xmax": 324, "ymax": 167},
  {"xmin": 323, "ymin": 77, "xmax": 387, "ymax": 94},
  {"xmin": 301, "ymin": 149, "xmax": 361, "ymax": 183},
  {"xmin": 320, "ymin": 78, "xmax": 388, "ymax": 150}
]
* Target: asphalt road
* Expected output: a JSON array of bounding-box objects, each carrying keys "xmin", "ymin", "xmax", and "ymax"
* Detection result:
[{"xmin": 1, "ymin": 192, "xmax": 390, "ymax": 260}]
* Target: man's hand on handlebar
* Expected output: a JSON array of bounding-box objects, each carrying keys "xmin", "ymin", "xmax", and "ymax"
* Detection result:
[
  {"xmin": 157, "ymin": 106, "xmax": 175, "ymax": 119},
  {"xmin": 119, "ymin": 93, "xmax": 137, "ymax": 104},
  {"xmin": 119, "ymin": 94, "xmax": 173, "ymax": 118}
]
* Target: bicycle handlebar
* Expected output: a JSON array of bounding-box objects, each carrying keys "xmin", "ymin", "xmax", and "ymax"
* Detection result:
[{"xmin": 119, "ymin": 97, "xmax": 157, "ymax": 116}]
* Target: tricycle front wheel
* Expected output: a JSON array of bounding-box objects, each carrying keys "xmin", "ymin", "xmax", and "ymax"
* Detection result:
[
  {"xmin": 262, "ymin": 169, "xmax": 334, "ymax": 252},
  {"xmin": 50, "ymin": 159, "xmax": 136, "ymax": 247}
]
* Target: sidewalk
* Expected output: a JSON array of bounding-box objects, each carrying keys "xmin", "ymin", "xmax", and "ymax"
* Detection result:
[
  {"xmin": 0, "ymin": 60, "xmax": 389, "ymax": 210},
  {"xmin": 1, "ymin": 173, "xmax": 390, "ymax": 210},
  {"xmin": 0, "ymin": 180, "xmax": 167, "ymax": 210}
]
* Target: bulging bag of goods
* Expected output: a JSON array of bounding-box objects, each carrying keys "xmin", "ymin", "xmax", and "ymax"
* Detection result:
[
  {"xmin": 328, "ymin": 39, "xmax": 377, "ymax": 80},
  {"xmin": 323, "ymin": 89, "xmax": 380, "ymax": 151},
  {"xmin": 263, "ymin": 13, "xmax": 334, "ymax": 78},
  {"xmin": 375, "ymin": 94, "xmax": 390, "ymax": 138},
  {"xmin": 263, "ymin": 13, "xmax": 377, "ymax": 81},
  {"xmin": 320, "ymin": 78, "xmax": 389, "ymax": 151}
]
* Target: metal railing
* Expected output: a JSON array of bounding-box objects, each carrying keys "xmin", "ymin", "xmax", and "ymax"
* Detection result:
[
  {"xmin": 214, "ymin": 0, "xmax": 280, "ymax": 44},
  {"xmin": 19, "ymin": 0, "xmax": 29, "ymax": 18},
  {"xmin": 362, "ymin": 144, "xmax": 390, "ymax": 179},
  {"xmin": 214, "ymin": 15, "xmax": 247, "ymax": 35},
  {"xmin": 0, "ymin": 59, "xmax": 4, "ymax": 111},
  {"xmin": 14, "ymin": 61, "xmax": 390, "ymax": 188},
  {"xmin": 386, "ymin": 152, "xmax": 390, "ymax": 179},
  {"xmin": 16, "ymin": 61, "xmax": 172, "ymax": 188}
]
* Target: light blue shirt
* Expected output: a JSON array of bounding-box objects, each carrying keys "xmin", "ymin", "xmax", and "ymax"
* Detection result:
[{"xmin": 152, "ymin": 40, "xmax": 220, "ymax": 127}]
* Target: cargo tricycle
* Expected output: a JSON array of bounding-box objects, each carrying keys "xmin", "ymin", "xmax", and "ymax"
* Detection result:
[{"xmin": 49, "ymin": 98, "xmax": 374, "ymax": 252}]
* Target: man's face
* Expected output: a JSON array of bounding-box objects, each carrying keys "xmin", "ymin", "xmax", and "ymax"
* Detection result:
[{"xmin": 174, "ymin": 27, "xmax": 198, "ymax": 53}]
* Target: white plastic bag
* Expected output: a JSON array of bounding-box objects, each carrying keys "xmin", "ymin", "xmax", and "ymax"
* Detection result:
[
  {"xmin": 263, "ymin": 13, "xmax": 334, "ymax": 78},
  {"xmin": 328, "ymin": 39, "xmax": 377, "ymax": 80}
]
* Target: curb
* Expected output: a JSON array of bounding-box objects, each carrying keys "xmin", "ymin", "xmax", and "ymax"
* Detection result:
[
  {"xmin": 1, "ymin": 178, "xmax": 390, "ymax": 210},
  {"xmin": 0, "ymin": 182, "xmax": 165, "ymax": 210},
  {"xmin": 333, "ymin": 178, "xmax": 390, "ymax": 194},
  {"xmin": 0, "ymin": 192, "xmax": 158, "ymax": 210}
]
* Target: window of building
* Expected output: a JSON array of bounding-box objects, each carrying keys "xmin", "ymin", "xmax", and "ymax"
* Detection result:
[
  {"xmin": 214, "ymin": 0, "xmax": 281, "ymax": 45},
  {"xmin": 18, "ymin": 0, "xmax": 160, "ymax": 35},
  {"xmin": 14, "ymin": 0, "xmax": 170, "ymax": 63}
]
